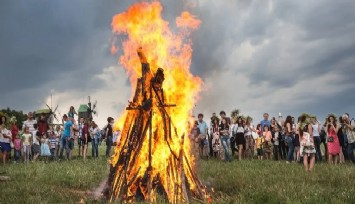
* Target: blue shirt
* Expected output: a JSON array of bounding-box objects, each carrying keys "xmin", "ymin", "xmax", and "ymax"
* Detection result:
[
  {"xmin": 63, "ymin": 120, "xmax": 73, "ymax": 137},
  {"xmin": 197, "ymin": 121, "xmax": 208, "ymax": 135},
  {"xmin": 260, "ymin": 120, "xmax": 271, "ymax": 132}
]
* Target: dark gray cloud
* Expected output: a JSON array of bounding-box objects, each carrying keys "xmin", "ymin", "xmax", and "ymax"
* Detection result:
[{"xmin": 1, "ymin": 0, "xmax": 355, "ymax": 124}]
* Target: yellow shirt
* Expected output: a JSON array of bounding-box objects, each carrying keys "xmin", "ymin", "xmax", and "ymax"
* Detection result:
[
  {"xmin": 256, "ymin": 136, "xmax": 264, "ymax": 149},
  {"xmin": 22, "ymin": 133, "xmax": 32, "ymax": 146}
]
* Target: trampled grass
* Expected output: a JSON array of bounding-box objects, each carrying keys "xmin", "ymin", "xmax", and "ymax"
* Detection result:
[{"xmin": 1, "ymin": 148, "xmax": 355, "ymax": 204}]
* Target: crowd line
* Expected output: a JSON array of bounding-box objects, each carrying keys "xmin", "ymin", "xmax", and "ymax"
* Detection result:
[
  {"xmin": 191, "ymin": 111, "xmax": 355, "ymax": 171},
  {"xmin": 0, "ymin": 107, "xmax": 119, "ymax": 165}
]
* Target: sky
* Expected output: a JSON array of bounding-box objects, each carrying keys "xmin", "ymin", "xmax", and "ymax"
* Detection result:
[{"xmin": 1, "ymin": 0, "xmax": 355, "ymax": 126}]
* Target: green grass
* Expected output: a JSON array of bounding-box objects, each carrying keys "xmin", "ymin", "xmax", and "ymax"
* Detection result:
[{"xmin": 1, "ymin": 149, "xmax": 355, "ymax": 204}]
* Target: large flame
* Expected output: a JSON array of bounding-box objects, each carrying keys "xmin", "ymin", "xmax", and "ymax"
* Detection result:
[{"xmin": 110, "ymin": 1, "xmax": 203, "ymax": 202}]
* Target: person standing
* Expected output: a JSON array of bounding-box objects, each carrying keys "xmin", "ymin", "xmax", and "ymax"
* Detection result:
[
  {"xmin": 77, "ymin": 117, "xmax": 85, "ymax": 157},
  {"xmin": 197, "ymin": 113, "xmax": 208, "ymax": 159},
  {"xmin": 82, "ymin": 120, "xmax": 89, "ymax": 160},
  {"xmin": 90, "ymin": 121, "xmax": 100, "ymax": 158},
  {"xmin": 260, "ymin": 113, "xmax": 271, "ymax": 133},
  {"xmin": 10, "ymin": 117, "xmax": 19, "ymax": 161},
  {"xmin": 311, "ymin": 117, "xmax": 322, "ymax": 162},
  {"xmin": 31, "ymin": 124, "xmax": 41, "ymax": 162},
  {"xmin": 234, "ymin": 117, "xmax": 245, "ymax": 161},
  {"xmin": 210, "ymin": 115, "xmax": 220, "ymax": 158},
  {"xmin": 326, "ymin": 114, "xmax": 340, "ymax": 164},
  {"xmin": 105, "ymin": 117, "xmax": 114, "ymax": 157},
  {"xmin": 219, "ymin": 118, "xmax": 230, "ymax": 162},
  {"xmin": 59, "ymin": 115, "xmax": 73, "ymax": 160},
  {"xmin": 341, "ymin": 114, "xmax": 355, "ymax": 164},
  {"xmin": 0, "ymin": 124, "xmax": 12, "ymax": 165},
  {"xmin": 22, "ymin": 126, "xmax": 32, "ymax": 162},
  {"xmin": 48, "ymin": 131, "xmax": 57, "ymax": 161},
  {"xmin": 37, "ymin": 114, "xmax": 49, "ymax": 136},
  {"xmin": 299, "ymin": 114, "xmax": 316, "ymax": 172},
  {"xmin": 219, "ymin": 111, "xmax": 231, "ymax": 125},
  {"xmin": 23, "ymin": 112, "xmax": 37, "ymax": 133},
  {"xmin": 284, "ymin": 116, "xmax": 294, "ymax": 163},
  {"xmin": 244, "ymin": 117, "xmax": 255, "ymax": 159}
]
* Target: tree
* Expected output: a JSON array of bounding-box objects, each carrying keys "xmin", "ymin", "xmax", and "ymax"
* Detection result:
[{"xmin": 0, "ymin": 108, "xmax": 28, "ymax": 129}]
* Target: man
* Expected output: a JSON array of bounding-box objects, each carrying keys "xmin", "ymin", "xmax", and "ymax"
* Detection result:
[
  {"xmin": 342, "ymin": 114, "xmax": 355, "ymax": 164},
  {"xmin": 59, "ymin": 114, "xmax": 73, "ymax": 160},
  {"xmin": 77, "ymin": 117, "xmax": 85, "ymax": 157},
  {"xmin": 197, "ymin": 113, "xmax": 208, "ymax": 158},
  {"xmin": 219, "ymin": 111, "xmax": 231, "ymax": 125},
  {"xmin": 260, "ymin": 113, "xmax": 271, "ymax": 132},
  {"xmin": 105, "ymin": 117, "xmax": 114, "ymax": 157},
  {"xmin": 37, "ymin": 114, "xmax": 49, "ymax": 136},
  {"xmin": 22, "ymin": 112, "xmax": 37, "ymax": 133}
]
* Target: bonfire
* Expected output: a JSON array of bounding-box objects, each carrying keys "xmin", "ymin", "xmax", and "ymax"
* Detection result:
[{"xmin": 106, "ymin": 1, "xmax": 208, "ymax": 203}]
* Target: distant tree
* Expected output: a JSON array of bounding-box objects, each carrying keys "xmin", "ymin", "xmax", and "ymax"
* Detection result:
[{"xmin": 0, "ymin": 108, "xmax": 28, "ymax": 129}]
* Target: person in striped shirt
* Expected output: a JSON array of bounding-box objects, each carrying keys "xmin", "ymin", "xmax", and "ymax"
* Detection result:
[{"xmin": 48, "ymin": 131, "xmax": 57, "ymax": 161}]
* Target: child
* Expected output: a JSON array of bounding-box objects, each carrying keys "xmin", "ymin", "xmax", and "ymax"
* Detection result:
[
  {"xmin": 263, "ymin": 126, "xmax": 273, "ymax": 160},
  {"xmin": 22, "ymin": 126, "xmax": 32, "ymax": 162},
  {"xmin": 48, "ymin": 131, "xmax": 57, "ymax": 161},
  {"xmin": 256, "ymin": 124, "xmax": 264, "ymax": 160},
  {"xmin": 13, "ymin": 134, "xmax": 22, "ymax": 162},
  {"xmin": 40, "ymin": 134, "xmax": 51, "ymax": 162}
]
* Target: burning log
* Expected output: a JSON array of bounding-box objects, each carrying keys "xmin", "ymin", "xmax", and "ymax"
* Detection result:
[{"xmin": 106, "ymin": 49, "xmax": 208, "ymax": 203}]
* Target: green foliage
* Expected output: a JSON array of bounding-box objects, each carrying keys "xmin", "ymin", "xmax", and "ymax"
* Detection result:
[{"xmin": 0, "ymin": 107, "xmax": 28, "ymax": 129}]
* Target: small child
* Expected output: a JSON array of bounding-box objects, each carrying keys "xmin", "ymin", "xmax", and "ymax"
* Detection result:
[
  {"xmin": 48, "ymin": 131, "xmax": 57, "ymax": 161},
  {"xmin": 256, "ymin": 125, "xmax": 264, "ymax": 160},
  {"xmin": 40, "ymin": 134, "xmax": 51, "ymax": 162},
  {"xmin": 13, "ymin": 134, "xmax": 22, "ymax": 162},
  {"xmin": 22, "ymin": 126, "xmax": 32, "ymax": 162}
]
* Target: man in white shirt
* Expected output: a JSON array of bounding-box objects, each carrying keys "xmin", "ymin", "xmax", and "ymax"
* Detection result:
[{"xmin": 22, "ymin": 112, "xmax": 37, "ymax": 132}]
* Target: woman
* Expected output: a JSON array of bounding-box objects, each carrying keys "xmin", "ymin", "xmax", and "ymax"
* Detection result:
[
  {"xmin": 284, "ymin": 116, "xmax": 294, "ymax": 163},
  {"xmin": 311, "ymin": 117, "xmax": 322, "ymax": 162},
  {"xmin": 272, "ymin": 124, "xmax": 281, "ymax": 160},
  {"xmin": 210, "ymin": 117, "xmax": 220, "ymax": 158},
  {"xmin": 337, "ymin": 117, "xmax": 346, "ymax": 163},
  {"xmin": 244, "ymin": 117, "xmax": 255, "ymax": 159},
  {"xmin": 68, "ymin": 106, "xmax": 77, "ymax": 119},
  {"xmin": 234, "ymin": 117, "xmax": 245, "ymax": 161},
  {"xmin": 299, "ymin": 114, "xmax": 316, "ymax": 172},
  {"xmin": 326, "ymin": 114, "xmax": 340, "ymax": 164},
  {"xmin": 90, "ymin": 121, "xmax": 100, "ymax": 158},
  {"xmin": 294, "ymin": 117, "xmax": 301, "ymax": 162},
  {"xmin": 263, "ymin": 125, "xmax": 273, "ymax": 160},
  {"xmin": 106, "ymin": 117, "xmax": 114, "ymax": 157},
  {"xmin": 219, "ymin": 118, "xmax": 230, "ymax": 161},
  {"xmin": 229, "ymin": 118, "xmax": 237, "ymax": 156}
]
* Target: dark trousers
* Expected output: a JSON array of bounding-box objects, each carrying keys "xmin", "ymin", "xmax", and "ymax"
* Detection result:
[
  {"xmin": 347, "ymin": 142, "xmax": 355, "ymax": 164},
  {"xmin": 273, "ymin": 145, "xmax": 279, "ymax": 160},
  {"xmin": 279, "ymin": 140, "xmax": 287, "ymax": 160},
  {"xmin": 50, "ymin": 148, "xmax": 56, "ymax": 160},
  {"xmin": 14, "ymin": 149, "xmax": 21, "ymax": 161},
  {"xmin": 313, "ymin": 136, "xmax": 322, "ymax": 162},
  {"xmin": 106, "ymin": 136, "xmax": 113, "ymax": 157},
  {"xmin": 230, "ymin": 136, "xmax": 237, "ymax": 156}
]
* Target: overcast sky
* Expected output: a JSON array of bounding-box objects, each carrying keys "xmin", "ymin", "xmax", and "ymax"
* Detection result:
[{"xmin": 1, "ymin": 0, "xmax": 355, "ymax": 126}]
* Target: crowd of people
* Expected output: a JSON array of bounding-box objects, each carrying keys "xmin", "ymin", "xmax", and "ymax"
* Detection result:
[
  {"xmin": 190, "ymin": 111, "xmax": 355, "ymax": 172},
  {"xmin": 0, "ymin": 107, "xmax": 119, "ymax": 165}
]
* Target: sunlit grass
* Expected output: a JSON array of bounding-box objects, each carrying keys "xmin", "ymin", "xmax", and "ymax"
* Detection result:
[{"xmin": 1, "ymin": 148, "xmax": 355, "ymax": 204}]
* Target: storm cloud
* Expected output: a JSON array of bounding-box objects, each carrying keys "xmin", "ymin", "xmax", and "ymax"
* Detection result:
[{"xmin": 1, "ymin": 0, "xmax": 355, "ymax": 125}]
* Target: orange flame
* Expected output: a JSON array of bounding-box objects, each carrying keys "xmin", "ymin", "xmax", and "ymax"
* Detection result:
[{"xmin": 110, "ymin": 1, "xmax": 204, "ymax": 202}]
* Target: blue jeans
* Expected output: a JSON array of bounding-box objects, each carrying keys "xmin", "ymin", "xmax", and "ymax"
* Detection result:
[
  {"xmin": 313, "ymin": 136, "xmax": 322, "ymax": 162},
  {"xmin": 59, "ymin": 137, "xmax": 70, "ymax": 160},
  {"xmin": 285, "ymin": 135, "xmax": 294, "ymax": 162},
  {"xmin": 50, "ymin": 148, "xmax": 56, "ymax": 160},
  {"xmin": 92, "ymin": 138, "xmax": 99, "ymax": 158},
  {"xmin": 106, "ymin": 136, "xmax": 113, "ymax": 157},
  {"xmin": 221, "ymin": 135, "xmax": 230, "ymax": 161},
  {"xmin": 347, "ymin": 142, "xmax": 355, "ymax": 164}
]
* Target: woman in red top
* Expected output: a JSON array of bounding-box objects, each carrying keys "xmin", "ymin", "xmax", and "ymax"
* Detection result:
[{"xmin": 326, "ymin": 114, "xmax": 340, "ymax": 164}]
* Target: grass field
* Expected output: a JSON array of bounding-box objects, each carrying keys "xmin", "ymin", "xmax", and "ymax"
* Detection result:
[{"xmin": 1, "ymin": 147, "xmax": 355, "ymax": 204}]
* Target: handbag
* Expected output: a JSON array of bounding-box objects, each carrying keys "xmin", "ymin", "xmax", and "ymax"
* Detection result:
[{"xmin": 327, "ymin": 136, "xmax": 334, "ymax": 143}]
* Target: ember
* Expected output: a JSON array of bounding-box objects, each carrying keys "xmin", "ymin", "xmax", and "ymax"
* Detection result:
[{"xmin": 106, "ymin": 1, "xmax": 207, "ymax": 203}]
